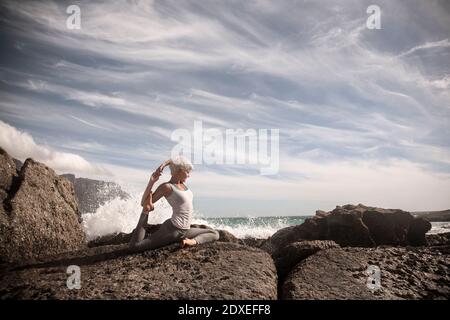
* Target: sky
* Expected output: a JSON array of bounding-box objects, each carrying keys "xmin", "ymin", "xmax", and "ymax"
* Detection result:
[{"xmin": 0, "ymin": 0, "xmax": 449, "ymax": 217}]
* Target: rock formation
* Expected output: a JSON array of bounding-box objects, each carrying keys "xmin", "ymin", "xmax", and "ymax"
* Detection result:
[
  {"xmin": 281, "ymin": 245, "xmax": 449, "ymax": 299},
  {"xmin": 261, "ymin": 204, "xmax": 432, "ymax": 256},
  {"xmin": 60, "ymin": 174, "xmax": 129, "ymax": 214},
  {"xmin": 273, "ymin": 240, "xmax": 340, "ymax": 280},
  {"xmin": 0, "ymin": 242, "xmax": 278, "ymax": 300},
  {"xmin": 0, "ymin": 148, "xmax": 86, "ymax": 263}
]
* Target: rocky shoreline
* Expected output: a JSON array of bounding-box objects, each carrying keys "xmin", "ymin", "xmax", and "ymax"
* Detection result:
[
  {"xmin": 413, "ymin": 210, "xmax": 450, "ymax": 222},
  {"xmin": 1, "ymin": 147, "xmax": 449, "ymax": 299}
]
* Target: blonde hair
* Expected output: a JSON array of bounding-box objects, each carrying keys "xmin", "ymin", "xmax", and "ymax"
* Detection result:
[{"xmin": 168, "ymin": 155, "xmax": 193, "ymax": 175}]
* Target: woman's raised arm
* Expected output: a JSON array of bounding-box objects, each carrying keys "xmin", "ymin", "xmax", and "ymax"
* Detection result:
[{"xmin": 140, "ymin": 160, "xmax": 172, "ymax": 212}]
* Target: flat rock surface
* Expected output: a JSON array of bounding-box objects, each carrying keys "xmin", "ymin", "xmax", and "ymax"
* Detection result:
[
  {"xmin": 0, "ymin": 242, "xmax": 278, "ymax": 300},
  {"xmin": 273, "ymin": 240, "xmax": 340, "ymax": 279},
  {"xmin": 281, "ymin": 245, "xmax": 450, "ymax": 300}
]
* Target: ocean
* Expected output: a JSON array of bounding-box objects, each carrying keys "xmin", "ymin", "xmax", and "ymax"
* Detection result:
[{"xmin": 81, "ymin": 192, "xmax": 450, "ymax": 241}]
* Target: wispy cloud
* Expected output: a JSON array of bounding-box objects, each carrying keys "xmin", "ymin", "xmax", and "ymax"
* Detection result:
[
  {"xmin": 22, "ymin": 79, "xmax": 127, "ymax": 107},
  {"xmin": 69, "ymin": 115, "xmax": 111, "ymax": 131},
  {"xmin": 397, "ymin": 38, "xmax": 450, "ymax": 58}
]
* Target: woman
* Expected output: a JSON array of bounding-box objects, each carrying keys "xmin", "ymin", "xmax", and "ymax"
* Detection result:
[{"xmin": 129, "ymin": 156, "xmax": 220, "ymax": 251}]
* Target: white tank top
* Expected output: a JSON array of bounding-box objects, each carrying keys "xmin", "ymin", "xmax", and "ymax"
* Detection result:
[{"xmin": 166, "ymin": 183, "xmax": 194, "ymax": 230}]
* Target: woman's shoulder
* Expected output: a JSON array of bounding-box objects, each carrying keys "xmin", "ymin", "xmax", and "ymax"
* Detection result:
[
  {"xmin": 163, "ymin": 182, "xmax": 174, "ymax": 189},
  {"xmin": 156, "ymin": 182, "xmax": 173, "ymax": 195}
]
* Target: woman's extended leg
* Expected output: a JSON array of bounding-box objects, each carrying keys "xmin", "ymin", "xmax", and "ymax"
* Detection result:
[
  {"xmin": 129, "ymin": 217, "xmax": 185, "ymax": 251},
  {"xmin": 183, "ymin": 228, "xmax": 220, "ymax": 245}
]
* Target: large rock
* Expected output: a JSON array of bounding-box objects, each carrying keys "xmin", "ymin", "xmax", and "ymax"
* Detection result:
[
  {"xmin": 241, "ymin": 238, "xmax": 267, "ymax": 248},
  {"xmin": 261, "ymin": 204, "xmax": 432, "ymax": 255},
  {"xmin": 273, "ymin": 240, "xmax": 340, "ymax": 279},
  {"xmin": 0, "ymin": 148, "xmax": 20, "ymax": 263},
  {"xmin": 282, "ymin": 248, "xmax": 376, "ymax": 300},
  {"xmin": 360, "ymin": 206, "xmax": 430, "ymax": 246},
  {"xmin": 0, "ymin": 151, "xmax": 86, "ymax": 263},
  {"xmin": 426, "ymin": 232, "xmax": 450, "ymax": 247},
  {"xmin": 315, "ymin": 210, "xmax": 328, "ymax": 218},
  {"xmin": 87, "ymin": 232, "xmax": 133, "ymax": 248},
  {"xmin": 407, "ymin": 217, "xmax": 433, "ymax": 246},
  {"xmin": 0, "ymin": 148, "xmax": 18, "ymax": 203},
  {"xmin": 281, "ymin": 246, "xmax": 450, "ymax": 300},
  {"xmin": 61, "ymin": 174, "xmax": 129, "ymax": 214},
  {"xmin": 12, "ymin": 158, "xmax": 23, "ymax": 172},
  {"xmin": 0, "ymin": 242, "xmax": 278, "ymax": 299}
]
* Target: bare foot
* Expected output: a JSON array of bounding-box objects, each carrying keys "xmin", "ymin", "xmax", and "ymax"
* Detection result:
[{"xmin": 180, "ymin": 238, "xmax": 197, "ymax": 248}]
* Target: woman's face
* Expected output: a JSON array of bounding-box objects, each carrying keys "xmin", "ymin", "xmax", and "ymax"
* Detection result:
[{"xmin": 176, "ymin": 169, "xmax": 191, "ymax": 182}]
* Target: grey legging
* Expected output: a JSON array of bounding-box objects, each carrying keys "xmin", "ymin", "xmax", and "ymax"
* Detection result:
[{"xmin": 129, "ymin": 212, "xmax": 220, "ymax": 251}]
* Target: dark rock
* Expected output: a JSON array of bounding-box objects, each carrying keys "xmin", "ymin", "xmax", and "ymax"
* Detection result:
[
  {"xmin": 259, "ymin": 225, "xmax": 298, "ymax": 255},
  {"xmin": 241, "ymin": 238, "xmax": 266, "ymax": 248},
  {"xmin": 88, "ymin": 232, "xmax": 132, "ymax": 248},
  {"xmin": 262, "ymin": 204, "xmax": 431, "ymax": 256},
  {"xmin": 361, "ymin": 208, "xmax": 431, "ymax": 246},
  {"xmin": 315, "ymin": 210, "xmax": 328, "ymax": 218},
  {"xmin": 60, "ymin": 174, "xmax": 129, "ymax": 214},
  {"xmin": 281, "ymin": 248, "xmax": 375, "ymax": 300},
  {"xmin": 0, "ymin": 153, "xmax": 86, "ymax": 263},
  {"xmin": 281, "ymin": 246, "xmax": 450, "ymax": 300},
  {"xmin": 12, "ymin": 158, "xmax": 23, "ymax": 172},
  {"xmin": 273, "ymin": 240, "xmax": 340, "ymax": 279},
  {"xmin": 326, "ymin": 207, "xmax": 374, "ymax": 246},
  {"xmin": 217, "ymin": 230, "xmax": 241, "ymax": 244},
  {"xmin": 261, "ymin": 212, "xmax": 372, "ymax": 255},
  {"xmin": 0, "ymin": 147, "xmax": 18, "ymax": 203},
  {"xmin": 408, "ymin": 217, "xmax": 433, "ymax": 246},
  {"xmin": 426, "ymin": 232, "xmax": 450, "ymax": 246},
  {"xmin": 0, "ymin": 242, "xmax": 278, "ymax": 299}
]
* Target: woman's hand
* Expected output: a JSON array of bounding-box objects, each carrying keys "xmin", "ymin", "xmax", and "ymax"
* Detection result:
[
  {"xmin": 149, "ymin": 160, "xmax": 171, "ymax": 185},
  {"xmin": 142, "ymin": 201, "xmax": 154, "ymax": 213},
  {"xmin": 141, "ymin": 160, "xmax": 171, "ymax": 209},
  {"xmin": 149, "ymin": 169, "xmax": 162, "ymax": 185}
]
